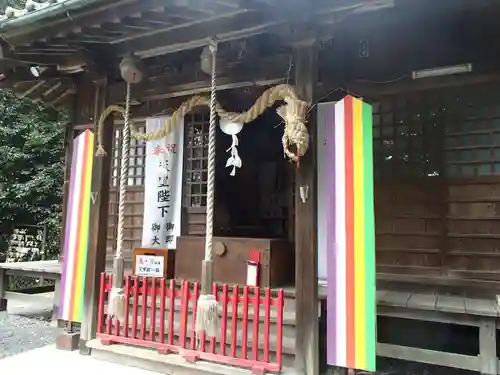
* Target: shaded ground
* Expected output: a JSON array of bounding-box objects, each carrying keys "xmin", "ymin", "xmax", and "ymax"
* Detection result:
[
  {"xmin": 0, "ymin": 312, "xmax": 58, "ymax": 359},
  {"xmin": 0, "ymin": 292, "xmax": 59, "ymax": 359}
]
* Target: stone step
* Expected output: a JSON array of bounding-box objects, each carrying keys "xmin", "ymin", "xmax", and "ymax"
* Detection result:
[{"xmin": 87, "ymin": 339, "xmax": 296, "ymax": 374}]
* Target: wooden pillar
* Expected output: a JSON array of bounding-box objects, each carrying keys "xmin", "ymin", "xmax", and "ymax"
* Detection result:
[
  {"xmin": 294, "ymin": 39, "xmax": 319, "ymax": 375},
  {"xmin": 0, "ymin": 267, "xmax": 6, "ymax": 311},
  {"xmin": 479, "ymin": 318, "xmax": 497, "ymax": 375},
  {"xmin": 54, "ymin": 90, "xmax": 77, "ymax": 325},
  {"xmin": 79, "ymin": 77, "xmax": 114, "ymax": 353}
]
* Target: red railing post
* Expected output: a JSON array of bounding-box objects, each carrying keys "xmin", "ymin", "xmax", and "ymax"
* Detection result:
[
  {"xmin": 105, "ymin": 274, "xmax": 113, "ymax": 335},
  {"xmin": 241, "ymin": 286, "xmax": 249, "ymax": 359},
  {"xmin": 252, "ymin": 287, "xmax": 260, "ymax": 361},
  {"xmin": 140, "ymin": 277, "xmax": 148, "ymax": 340},
  {"xmin": 123, "ymin": 276, "xmax": 130, "ymax": 338},
  {"xmin": 209, "ymin": 283, "xmax": 218, "ymax": 353},
  {"xmin": 220, "ymin": 284, "xmax": 228, "ymax": 356},
  {"xmin": 159, "ymin": 278, "xmax": 166, "ymax": 344},
  {"xmin": 131, "ymin": 276, "xmax": 139, "ymax": 339},
  {"xmin": 263, "ymin": 288, "xmax": 271, "ymax": 363},
  {"xmin": 190, "ymin": 282, "xmax": 200, "ymax": 350},
  {"xmin": 179, "ymin": 280, "xmax": 189, "ymax": 348},
  {"xmin": 230, "ymin": 285, "xmax": 239, "ymax": 357},
  {"xmin": 167, "ymin": 279, "xmax": 175, "ymax": 345},
  {"xmin": 276, "ymin": 289, "xmax": 284, "ymax": 370},
  {"xmin": 97, "ymin": 272, "xmax": 106, "ymax": 334},
  {"xmin": 150, "ymin": 277, "xmax": 157, "ymax": 342}
]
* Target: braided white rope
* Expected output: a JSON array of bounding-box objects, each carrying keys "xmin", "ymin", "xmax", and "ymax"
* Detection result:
[
  {"xmin": 204, "ymin": 41, "xmax": 218, "ymax": 262},
  {"xmin": 116, "ymin": 83, "xmax": 131, "ymax": 260}
]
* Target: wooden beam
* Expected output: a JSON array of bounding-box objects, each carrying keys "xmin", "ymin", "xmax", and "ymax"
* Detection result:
[
  {"xmin": 4, "ymin": 0, "xmax": 243, "ymax": 46},
  {"xmin": 111, "ymin": 10, "xmax": 277, "ymax": 58},
  {"xmin": 109, "ymin": 0, "xmax": 384, "ymax": 59},
  {"xmin": 108, "ymin": 53, "xmax": 291, "ymax": 102},
  {"xmin": 377, "ymin": 343, "xmax": 481, "ymax": 372},
  {"xmin": 293, "ymin": 40, "xmax": 319, "ymax": 375},
  {"xmin": 79, "ymin": 77, "xmax": 114, "ymax": 353}
]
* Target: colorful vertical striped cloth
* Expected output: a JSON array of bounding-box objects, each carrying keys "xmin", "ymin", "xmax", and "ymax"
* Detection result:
[
  {"xmin": 59, "ymin": 129, "xmax": 94, "ymax": 323},
  {"xmin": 326, "ymin": 96, "xmax": 376, "ymax": 371}
]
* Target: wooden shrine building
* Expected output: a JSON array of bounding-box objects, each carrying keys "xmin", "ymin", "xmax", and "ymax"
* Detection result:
[{"xmin": 5, "ymin": 0, "xmax": 500, "ymax": 374}]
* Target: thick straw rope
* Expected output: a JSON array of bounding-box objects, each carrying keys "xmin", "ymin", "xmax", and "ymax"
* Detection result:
[
  {"xmin": 194, "ymin": 40, "xmax": 220, "ymax": 338},
  {"xmin": 107, "ymin": 82, "xmax": 132, "ymax": 321},
  {"xmin": 204, "ymin": 42, "xmax": 217, "ymax": 263},
  {"xmin": 116, "ymin": 83, "xmax": 131, "ymax": 260},
  {"xmin": 95, "ymin": 85, "xmax": 310, "ymax": 162}
]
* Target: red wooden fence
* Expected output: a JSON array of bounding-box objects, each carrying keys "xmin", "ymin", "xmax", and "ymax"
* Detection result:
[{"xmin": 96, "ymin": 273, "xmax": 285, "ymax": 374}]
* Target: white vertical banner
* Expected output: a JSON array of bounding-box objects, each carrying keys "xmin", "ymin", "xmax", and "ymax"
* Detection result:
[{"xmin": 141, "ymin": 116, "xmax": 184, "ymax": 249}]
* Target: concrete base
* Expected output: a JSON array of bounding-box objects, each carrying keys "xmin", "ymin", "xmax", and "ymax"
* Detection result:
[
  {"xmin": 56, "ymin": 331, "xmax": 80, "ymax": 351},
  {"xmin": 79, "ymin": 339, "xmax": 92, "ymax": 356},
  {"xmin": 0, "ymin": 298, "xmax": 7, "ymax": 312}
]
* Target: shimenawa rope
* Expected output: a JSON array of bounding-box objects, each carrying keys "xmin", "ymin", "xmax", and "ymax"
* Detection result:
[{"xmin": 95, "ymin": 85, "xmax": 310, "ymax": 163}]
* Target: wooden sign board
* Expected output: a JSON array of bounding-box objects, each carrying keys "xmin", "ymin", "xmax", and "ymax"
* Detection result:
[{"xmin": 132, "ymin": 248, "xmax": 175, "ymax": 279}]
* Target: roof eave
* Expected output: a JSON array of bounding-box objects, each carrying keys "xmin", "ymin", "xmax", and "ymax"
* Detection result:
[{"xmin": 0, "ymin": 0, "xmax": 101, "ymax": 33}]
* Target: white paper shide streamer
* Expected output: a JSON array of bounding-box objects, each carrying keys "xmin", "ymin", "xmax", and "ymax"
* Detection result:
[{"xmin": 220, "ymin": 120, "xmax": 243, "ymax": 176}]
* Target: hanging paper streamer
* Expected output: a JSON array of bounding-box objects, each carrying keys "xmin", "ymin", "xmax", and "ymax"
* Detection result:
[
  {"xmin": 225, "ymin": 134, "xmax": 242, "ymax": 176},
  {"xmin": 59, "ymin": 129, "xmax": 94, "ymax": 323},
  {"xmin": 325, "ymin": 96, "xmax": 376, "ymax": 372},
  {"xmin": 220, "ymin": 120, "xmax": 243, "ymax": 176}
]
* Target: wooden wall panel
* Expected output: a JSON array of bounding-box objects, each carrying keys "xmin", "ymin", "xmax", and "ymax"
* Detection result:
[
  {"xmin": 369, "ymin": 83, "xmax": 500, "ymax": 291},
  {"xmin": 375, "ymin": 182, "xmax": 442, "ymax": 276},
  {"xmin": 445, "ymin": 179, "xmax": 500, "ymax": 281}
]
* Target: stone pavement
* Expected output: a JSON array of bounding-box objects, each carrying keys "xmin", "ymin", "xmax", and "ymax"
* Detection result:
[{"xmin": 0, "ymin": 345, "xmax": 164, "ymax": 375}]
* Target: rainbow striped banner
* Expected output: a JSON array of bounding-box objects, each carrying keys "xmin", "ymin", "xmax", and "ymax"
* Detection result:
[
  {"xmin": 326, "ymin": 96, "xmax": 376, "ymax": 371},
  {"xmin": 59, "ymin": 129, "xmax": 94, "ymax": 323}
]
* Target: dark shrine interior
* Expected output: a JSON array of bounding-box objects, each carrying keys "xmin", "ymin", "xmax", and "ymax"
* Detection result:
[{"xmin": 213, "ymin": 105, "xmax": 292, "ymax": 240}]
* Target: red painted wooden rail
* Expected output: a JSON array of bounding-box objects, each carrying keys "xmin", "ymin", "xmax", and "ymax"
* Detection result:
[{"xmin": 96, "ymin": 273, "xmax": 285, "ymax": 374}]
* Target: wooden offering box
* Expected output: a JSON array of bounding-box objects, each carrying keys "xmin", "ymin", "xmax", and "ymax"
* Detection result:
[
  {"xmin": 175, "ymin": 237, "xmax": 294, "ymax": 287},
  {"xmin": 132, "ymin": 248, "xmax": 175, "ymax": 279}
]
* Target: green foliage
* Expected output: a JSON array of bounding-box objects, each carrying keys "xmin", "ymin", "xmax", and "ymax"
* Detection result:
[
  {"xmin": 0, "ymin": 90, "xmax": 66, "ymax": 260},
  {"xmin": 0, "ymin": 0, "xmax": 27, "ymax": 11}
]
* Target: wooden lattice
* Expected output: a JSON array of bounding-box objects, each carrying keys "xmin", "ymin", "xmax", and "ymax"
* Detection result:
[{"xmin": 183, "ymin": 112, "xmax": 209, "ymax": 208}]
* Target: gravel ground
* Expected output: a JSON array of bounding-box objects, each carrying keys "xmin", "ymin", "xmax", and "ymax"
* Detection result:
[{"xmin": 0, "ymin": 311, "xmax": 59, "ymax": 360}]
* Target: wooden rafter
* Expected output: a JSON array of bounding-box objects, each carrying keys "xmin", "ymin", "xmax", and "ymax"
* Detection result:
[
  {"xmin": 111, "ymin": 10, "xmax": 276, "ymax": 58},
  {"xmin": 108, "ymin": 51, "xmax": 292, "ymax": 102},
  {"xmin": 3, "ymin": 0, "xmax": 244, "ymax": 46}
]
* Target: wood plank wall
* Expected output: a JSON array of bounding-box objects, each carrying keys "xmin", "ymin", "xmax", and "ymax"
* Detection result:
[{"xmin": 370, "ymin": 83, "xmax": 500, "ymax": 289}]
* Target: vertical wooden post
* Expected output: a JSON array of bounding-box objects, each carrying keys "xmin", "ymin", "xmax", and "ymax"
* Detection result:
[
  {"xmin": 479, "ymin": 318, "xmax": 497, "ymax": 375},
  {"xmin": 79, "ymin": 77, "xmax": 114, "ymax": 353},
  {"xmin": 0, "ymin": 267, "xmax": 6, "ymax": 311},
  {"xmin": 54, "ymin": 91, "xmax": 77, "ymax": 325},
  {"xmin": 294, "ymin": 39, "xmax": 319, "ymax": 375}
]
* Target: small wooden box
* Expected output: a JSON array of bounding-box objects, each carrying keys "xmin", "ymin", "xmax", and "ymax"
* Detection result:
[
  {"xmin": 132, "ymin": 248, "xmax": 175, "ymax": 279},
  {"xmin": 175, "ymin": 237, "xmax": 294, "ymax": 287}
]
